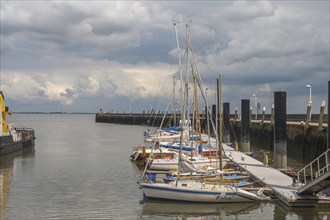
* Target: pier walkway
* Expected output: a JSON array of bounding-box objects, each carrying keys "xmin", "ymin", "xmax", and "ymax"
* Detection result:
[
  {"xmin": 297, "ymin": 148, "xmax": 330, "ymax": 195},
  {"xmin": 223, "ymin": 144, "xmax": 330, "ymax": 207},
  {"xmin": 298, "ymin": 172, "xmax": 330, "ymax": 195}
]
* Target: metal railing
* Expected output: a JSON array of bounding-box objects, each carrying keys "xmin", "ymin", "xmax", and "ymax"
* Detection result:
[{"xmin": 297, "ymin": 148, "xmax": 330, "ymax": 185}]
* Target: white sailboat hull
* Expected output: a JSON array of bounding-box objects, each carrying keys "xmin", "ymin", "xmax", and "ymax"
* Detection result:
[
  {"xmin": 149, "ymin": 157, "xmax": 227, "ymax": 171},
  {"xmin": 141, "ymin": 181, "xmax": 262, "ymax": 203},
  {"xmin": 149, "ymin": 159, "xmax": 197, "ymax": 172},
  {"xmin": 192, "ymin": 158, "xmax": 228, "ymax": 170}
]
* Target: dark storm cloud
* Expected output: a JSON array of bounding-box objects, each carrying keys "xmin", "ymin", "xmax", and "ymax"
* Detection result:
[
  {"xmin": 60, "ymin": 88, "xmax": 75, "ymax": 98},
  {"xmin": 0, "ymin": 1, "xmax": 329, "ymax": 113}
]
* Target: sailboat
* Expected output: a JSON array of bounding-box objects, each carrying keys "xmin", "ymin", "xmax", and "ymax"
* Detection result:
[
  {"xmin": 140, "ymin": 100, "xmax": 262, "ymax": 202},
  {"xmin": 140, "ymin": 21, "xmax": 269, "ymax": 203},
  {"xmin": 149, "ymin": 151, "xmax": 228, "ymax": 171},
  {"xmin": 140, "ymin": 178, "xmax": 264, "ymax": 202},
  {"xmin": 130, "ymin": 144, "xmax": 176, "ymax": 162}
]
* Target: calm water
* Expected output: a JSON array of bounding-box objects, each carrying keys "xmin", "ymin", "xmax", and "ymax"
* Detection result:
[{"xmin": 0, "ymin": 114, "xmax": 329, "ymax": 220}]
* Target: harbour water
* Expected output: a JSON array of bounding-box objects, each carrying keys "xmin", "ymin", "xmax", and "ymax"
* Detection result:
[{"xmin": 0, "ymin": 114, "xmax": 329, "ymax": 219}]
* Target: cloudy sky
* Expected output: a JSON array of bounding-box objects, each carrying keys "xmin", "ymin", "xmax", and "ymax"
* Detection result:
[{"xmin": 1, "ymin": 1, "xmax": 329, "ymax": 114}]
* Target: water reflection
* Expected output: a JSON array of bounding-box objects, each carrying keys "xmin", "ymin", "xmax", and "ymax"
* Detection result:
[
  {"xmin": 139, "ymin": 199, "xmax": 330, "ymax": 220},
  {"xmin": 274, "ymin": 201, "xmax": 330, "ymax": 220},
  {"xmin": 139, "ymin": 199, "xmax": 262, "ymax": 219},
  {"xmin": 0, "ymin": 148, "xmax": 35, "ymax": 217}
]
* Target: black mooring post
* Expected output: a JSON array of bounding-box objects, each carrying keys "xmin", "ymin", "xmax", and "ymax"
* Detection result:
[
  {"xmin": 223, "ymin": 102, "xmax": 230, "ymax": 143},
  {"xmin": 241, "ymin": 99, "xmax": 250, "ymax": 152},
  {"xmin": 327, "ymin": 81, "xmax": 330, "ymax": 149},
  {"xmin": 274, "ymin": 91, "xmax": 287, "ymax": 169},
  {"xmin": 204, "ymin": 106, "xmax": 210, "ymax": 134}
]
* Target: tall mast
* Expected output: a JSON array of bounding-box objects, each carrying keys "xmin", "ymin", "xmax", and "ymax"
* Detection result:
[
  {"xmin": 173, "ymin": 22, "xmax": 184, "ymax": 127},
  {"xmin": 192, "ymin": 65, "xmax": 201, "ymax": 153},
  {"xmin": 191, "ymin": 95, "xmax": 195, "ymax": 159},
  {"xmin": 218, "ymin": 74, "xmax": 223, "ymax": 171},
  {"xmin": 174, "ymin": 21, "xmax": 186, "ymax": 186},
  {"xmin": 172, "ymin": 73, "xmax": 176, "ymax": 126},
  {"xmin": 184, "ymin": 21, "xmax": 191, "ymax": 129},
  {"xmin": 186, "ymin": 20, "xmax": 220, "ymax": 150},
  {"xmin": 205, "ymin": 88, "xmax": 211, "ymax": 162}
]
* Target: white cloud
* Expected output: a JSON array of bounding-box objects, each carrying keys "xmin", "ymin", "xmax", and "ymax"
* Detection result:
[
  {"xmin": 224, "ymin": 1, "xmax": 276, "ymax": 22},
  {"xmin": 0, "ymin": 1, "xmax": 328, "ymax": 113},
  {"xmin": 44, "ymin": 81, "xmax": 77, "ymax": 105},
  {"xmin": 2, "ymin": 73, "xmax": 43, "ymax": 100},
  {"xmin": 2, "ymin": 59, "xmax": 176, "ymax": 109},
  {"xmin": 259, "ymin": 84, "xmax": 271, "ymax": 93},
  {"xmin": 2, "ymin": 72, "xmax": 78, "ymax": 105}
]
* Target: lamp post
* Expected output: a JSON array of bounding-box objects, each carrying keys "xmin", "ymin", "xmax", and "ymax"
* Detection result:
[
  {"xmin": 306, "ymin": 84, "xmax": 312, "ymax": 105},
  {"xmin": 252, "ymin": 94, "xmax": 257, "ymax": 119}
]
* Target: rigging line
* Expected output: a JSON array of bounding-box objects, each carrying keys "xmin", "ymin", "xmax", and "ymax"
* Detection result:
[
  {"xmin": 150, "ymin": 75, "xmax": 173, "ymax": 127},
  {"xmin": 188, "ymin": 43, "xmax": 218, "ymax": 140},
  {"xmin": 147, "ymin": 74, "xmax": 170, "ymax": 122},
  {"xmin": 190, "ymin": 76, "xmax": 221, "ymax": 149},
  {"xmin": 156, "ymin": 84, "xmax": 176, "ymax": 129},
  {"xmin": 158, "ymin": 103, "xmax": 170, "ymax": 129},
  {"xmin": 149, "ymin": 77, "xmax": 164, "ymax": 109},
  {"xmin": 140, "ymin": 140, "xmax": 159, "ymax": 183},
  {"xmin": 188, "ymin": 43, "xmax": 221, "ymax": 148}
]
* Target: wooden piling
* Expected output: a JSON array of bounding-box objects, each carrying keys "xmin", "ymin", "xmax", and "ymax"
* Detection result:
[
  {"xmin": 305, "ymin": 104, "xmax": 312, "ymax": 130},
  {"xmin": 318, "ymin": 100, "xmax": 325, "ymax": 131},
  {"xmin": 261, "ymin": 107, "xmax": 266, "ymax": 126}
]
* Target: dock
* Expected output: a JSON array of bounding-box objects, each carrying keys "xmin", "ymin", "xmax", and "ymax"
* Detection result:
[
  {"xmin": 223, "ymin": 144, "xmax": 330, "ymax": 207},
  {"xmin": 109, "ymin": 82, "xmax": 330, "ymax": 207}
]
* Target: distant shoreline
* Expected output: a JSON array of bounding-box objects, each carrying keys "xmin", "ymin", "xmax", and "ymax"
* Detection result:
[{"xmin": 12, "ymin": 112, "xmax": 95, "ymax": 115}]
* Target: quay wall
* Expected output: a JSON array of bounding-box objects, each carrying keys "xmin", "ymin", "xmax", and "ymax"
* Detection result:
[
  {"xmin": 95, "ymin": 113, "xmax": 328, "ymax": 165},
  {"xmin": 95, "ymin": 113, "xmax": 167, "ymax": 127},
  {"xmin": 231, "ymin": 123, "xmax": 327, "ymax": 166},
  {"xmin": 95, "ymin": 113, "xmax": 328, "ymax": 126}
]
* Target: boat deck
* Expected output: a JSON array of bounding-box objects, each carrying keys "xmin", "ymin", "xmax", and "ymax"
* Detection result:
[{"xmin": 223, "ymin": 144, "xmax": 330, "ymax": 207}]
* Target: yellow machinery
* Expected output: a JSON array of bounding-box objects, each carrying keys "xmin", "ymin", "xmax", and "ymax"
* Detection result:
[{"xmin": 0, "ymin": 91, "xmax": 11, "ymax": 135}]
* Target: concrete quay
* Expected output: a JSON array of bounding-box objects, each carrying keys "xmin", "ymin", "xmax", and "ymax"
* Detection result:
[{"xmin": 95, "ymin": 112, "xmax": 328, "ymax": 164}]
